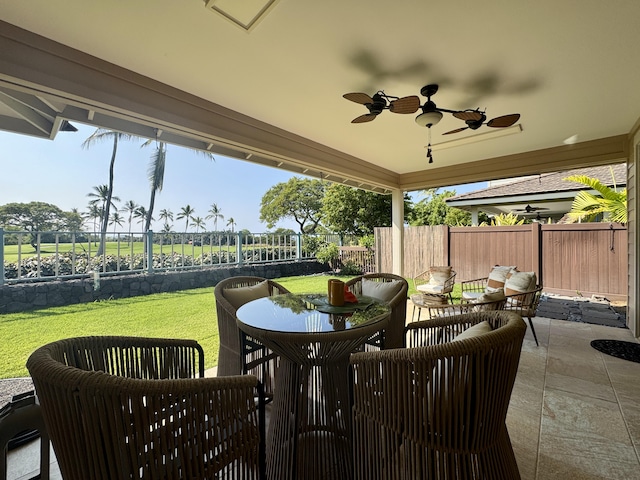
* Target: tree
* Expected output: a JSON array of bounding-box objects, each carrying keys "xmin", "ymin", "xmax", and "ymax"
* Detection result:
[
  {"xmin": 159, "ymin": 208, "xmax": 173, "ymax": 225},
  {"xmin": 226, "ymin": 217, "xmax": 237, "ymax": 232},
  {"xmin": 87, "ymin": 184, "xmax": 120, "ymax": 253},
  {"xmin": 0, "ymin": 202, "xmax": 68, "ymax": 247},
  {"xmin": 109, "ymin": 210, "xmax": 124, "ymax": 235},
  {"xmin": 321, "ymin": 184, "xmax": 410, "ymax": 236},
  {"xmin": 65, "ymin": 208, "xmax": 85, "ymax": 232},
  {"xmin": 564, "ymin": 170, "xmax": 627, "ymax": 223},
  {"xmin": 408, "ymin": 189, "xmax": 478, "ymax": 226},
  {"xmin": 192, "ymin": 216, "xmax": 205, "ymax": 233},
  {"xmin": 260, "ymin": 177, "xmax": 324, "ymax": 233},
  {"xmin": 206, "ymin": 203, "xmax": 224, "ymax": 231},
  {"xmin": 177, "ymin": 205, "xmax": 195, "ymax": 231},
  {"xmin": 487, "ymin": 212, "xmax": 525, "ymax": 226},
  {"xmin": 134, "ymin": 205, "xmax": 150, "ymax": 228},
  {"xmin": 141, "ymin": 141, "xmax": 214, "ymax": 232},
  {"xmin": 123, "ymin": 200, "xmax": 138, "ymax": 241},
  {"xmin": 82, "ymin": 129, "xmax": 137, "ymax": 254},
  {"xmin": 85, "ymin": 203, "xmax": 102, "ymax": 246},
  {"xmin": 161, "ymin": 223, "xmax": 173, "ymax": 233}
]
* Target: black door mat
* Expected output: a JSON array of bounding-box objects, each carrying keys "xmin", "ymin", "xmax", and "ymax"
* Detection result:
[{"xmin": 590, "ymin": 339, "xmax": 640, "ymax": 363}]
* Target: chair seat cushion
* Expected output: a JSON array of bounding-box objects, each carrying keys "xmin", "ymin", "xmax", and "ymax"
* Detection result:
[
  {"xmin": 462, "ymin": 291, "xmax": 484, "ymax": 302},
  {"xmin": 417, "ymin": 284, "xmax": 445, "ymax": 294}
]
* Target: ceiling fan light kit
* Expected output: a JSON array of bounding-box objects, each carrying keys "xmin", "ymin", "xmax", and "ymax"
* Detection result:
[
  {"xmin": 415, "ymin": 110, "xmax": 443, "ymax": 127},
  {"xmin": 343, "ymin": 83, "xmax": 520, "ymax": 164}
]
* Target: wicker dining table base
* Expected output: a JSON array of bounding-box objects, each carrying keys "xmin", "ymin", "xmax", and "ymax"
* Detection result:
[{"xmin": 267, "ymin": 356, "xmax": 353, "ymax": 480}]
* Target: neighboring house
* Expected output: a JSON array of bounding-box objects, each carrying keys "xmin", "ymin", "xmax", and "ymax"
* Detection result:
[{"xmin": 446, "ymin": 164, "xmax": 626, "ymax": 224}]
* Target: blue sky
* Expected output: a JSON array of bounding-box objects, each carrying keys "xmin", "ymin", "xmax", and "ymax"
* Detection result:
[{"xmin": 0, "ymin": 123, "xmax": 485, "ymax": 232}]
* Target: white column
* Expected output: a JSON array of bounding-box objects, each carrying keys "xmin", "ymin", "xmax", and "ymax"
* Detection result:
[
  {"xmin": 471, "ymin": 207, "xmax": 479, "ymax": 226},
  {"xmin": 391, "ymin": 189, "xmax": 404, "ymax": 276}
]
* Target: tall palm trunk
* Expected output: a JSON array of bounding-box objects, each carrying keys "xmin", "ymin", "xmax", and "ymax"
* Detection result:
[{"xmin": 99, "ymin": 136, "xmax": 118, "ymax": 255}]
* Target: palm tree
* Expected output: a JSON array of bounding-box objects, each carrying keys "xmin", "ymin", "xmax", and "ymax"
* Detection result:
[
  {"xmin": 206, "ymin": 203, "xmax": 224, "ymax": 231},
  {"xmin": 134, "ymin": 205, "xmax": 150, "ymax": 228},
  {"xmin": 564, "ymin": 169, "xmax": 627, "ymax": 223},
  {"xmin": 192, "ymin": 216, "xmax": 206, "ymax": 233},
  {"xmin": 87, "ymin": 184, "xmax": 120, "ymax": 253},
  {"xmin": 141, "ymin": 139, "xmax": 214, "ymax": 233},
  {"xmin": 177, "ymin": 205, "xmax": 195, "ymax": 231},
  {"xmin": 226, "ymin": 217, "xmax": 237, "ymax": 232},
  {"xmin": 85, "ymin": 203, "xmax": 102, "ymax": 246},
  {"xmin": 123, "ymin": 200, "xmax": 138, "ymax": 242},
  {"xmin": 159, "ymin": 208, "xmax": 173, "ymax": 226},
  {"xmin": 82, "ymin": 129, "xmax": 137, "ymax": 254},
  {"xmin": 109, "ymin": 210, "xmax": 124, "ymax": 236},
  {"xmin": 161, "ymin": 223, "xmax": 173, "ymax": 233},
  {"xmin": 143, "ymin": 141, "xmax": 166, "ymax": 232}
]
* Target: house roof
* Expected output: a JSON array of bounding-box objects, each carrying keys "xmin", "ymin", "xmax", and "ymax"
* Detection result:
[
  {"xmin": 446, "ymin": 163, "xmax": 627, "ymax": 219},
  {"xmin": 0, "ymin": 2, "xmax": 638, "ymax": 193}
]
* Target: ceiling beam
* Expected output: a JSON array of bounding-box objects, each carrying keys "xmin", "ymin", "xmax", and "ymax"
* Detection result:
[{"xmin": 400, "ymin": 135, "xmax": 629, "ymax": 191}]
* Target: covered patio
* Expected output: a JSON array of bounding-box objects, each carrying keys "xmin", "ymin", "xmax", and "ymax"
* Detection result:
[{"xmin": 1, "ymin": 2, "xmax": 640, "ymax": 479}]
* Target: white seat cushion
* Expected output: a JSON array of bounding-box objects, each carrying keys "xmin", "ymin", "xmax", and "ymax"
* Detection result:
[
  {"xmin": 417, "ymin": 284, "xmax": 444, "ymax": 294},
  {"xmin": 462, "ymin": 291, "xmax": 484, "ymax": 302}
]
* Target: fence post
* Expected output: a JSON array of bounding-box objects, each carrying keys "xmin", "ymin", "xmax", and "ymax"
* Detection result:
[
  {"xmin": 295, "ymin": 233, "xmax": 302, "ymax": 261},
  {"xmin": 146, "ymin": 230, "xmax": 154, "ymax": 273},
  {"xmin": 0, "ymin": 228, "xmax": 4, "ymax": 285},
  {"xmin": 237, "ymin": 231, "xmax": 243, "ymax": 265}
]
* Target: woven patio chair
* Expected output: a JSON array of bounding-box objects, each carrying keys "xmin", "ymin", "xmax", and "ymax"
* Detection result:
[
  {"xmin": 351, "ymin": 311, "xmax": 526, "ymax": 480},
  {"xmin": 214, "ymin": 276, "xmax": 289, "ymax": 396},
  {"xmin": 27, "ymin": 336, "xmax": 265, "ymax": 480},
  {"xmin": 345, "ymin": 273, "xmax": 408, "ymax": 349},
  {"xmin": 504, "ymin": 285, "xmax": 543, "ymax": 346},
  {"xmin": 413, "ymin": 266, "xmax": 457, "ymax": 302}
]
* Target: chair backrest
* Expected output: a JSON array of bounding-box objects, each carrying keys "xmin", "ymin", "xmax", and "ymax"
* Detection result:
[
  {"xmin": 345, "ymin": 273, "xmax": 408, "ymax": 349},
  {"xmin": 504, "ymin": 285, "xmax": 543, "ymax": 317},
  {"xmin": 27, "ymin": 336, "xmax": 264, "ymax": 480},
  {"xmin": 414, "ymin": 266, "xmax": 457, "ymax": 296},
  {"xmin": 214, "ymin": 276, "xmax": 290, "ymax": 376},
  {"xmin": 352, "ymin": 311, "xmax": 526, "ymax": 479}
]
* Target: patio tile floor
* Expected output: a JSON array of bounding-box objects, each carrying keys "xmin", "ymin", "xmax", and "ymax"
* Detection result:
[{"xmin": 5, "ymin": 311, "xmax": 640, "ymax": 479}]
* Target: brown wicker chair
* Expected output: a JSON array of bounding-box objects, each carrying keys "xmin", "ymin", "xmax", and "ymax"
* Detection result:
[
  {"xmin": 351, "ymin": 311, "xmax": 526, "ymax": 480},
  {"xmin": 27, "ymin": 336, "xmax": 265, "ymax": 480},
  {"xmin": 345, "ymin": 273, "xmax": 408, "ymax": 349},
  {"xmin": 214, "ymin": 276, "xmax": 290, "ymax": 395},
  {"xmin": 504, "ymin": 285, "xmax": 543, "ymax": 346}
]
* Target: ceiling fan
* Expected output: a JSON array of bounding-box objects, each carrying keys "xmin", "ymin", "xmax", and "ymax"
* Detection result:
[
  {"xmin": 513, "ymin": 205, "xmax": 549, "ymax": 214},
  {"xmin": 342, "ymin": 83, "xmax": 520, "ymax": 133}
]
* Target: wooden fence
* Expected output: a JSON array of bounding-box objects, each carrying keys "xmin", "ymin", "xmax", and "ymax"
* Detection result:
[{"xmin": 375, "ymin": 223, "xmax": 628, "ymax": 301}]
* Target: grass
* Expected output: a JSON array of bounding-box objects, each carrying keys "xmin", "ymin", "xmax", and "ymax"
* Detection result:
[
  {"xmin": 0, "ymin": 273, "xmax": 460, "ymax": 379},
  {"xmin": 2, "ymin": 241, "xmax": 238, "ymax": 263}
]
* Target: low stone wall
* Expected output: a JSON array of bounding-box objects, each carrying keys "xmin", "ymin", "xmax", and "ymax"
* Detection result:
[{"xmin": 0, "ymin": 260, "xmax": 330, "ymax": 314}]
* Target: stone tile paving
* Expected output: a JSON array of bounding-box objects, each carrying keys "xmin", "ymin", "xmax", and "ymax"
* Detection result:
[{"xmin": 537, "ymin": 294, "xmax": 627, "ymax": 328}]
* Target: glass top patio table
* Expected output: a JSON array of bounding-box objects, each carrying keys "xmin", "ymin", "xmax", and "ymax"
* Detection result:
[
  {"xmin": 236, "ymin": 293, "xmax": 390, "ymax": 480},
  {"xmin": 235, "ymin": 293, "xmax": 389, "ymax": 333}
]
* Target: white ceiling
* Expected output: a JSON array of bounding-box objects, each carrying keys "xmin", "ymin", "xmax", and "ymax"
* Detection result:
[{"xmin": 0, "ymin": 0, "xmax": 639, "ymax": 190}]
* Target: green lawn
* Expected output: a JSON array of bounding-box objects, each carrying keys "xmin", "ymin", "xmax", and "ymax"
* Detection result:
[
  {"xmin": 0, "ymin": 273, "xmax": 454, "ymax": 379},
  {"xmin": 2, "ymin": 241, "xmax": 239, "ymax": 263}
]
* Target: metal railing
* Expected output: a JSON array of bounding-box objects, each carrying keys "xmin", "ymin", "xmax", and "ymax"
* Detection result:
[{"xmin": 1, "ymin": 228, "xmax": 352, "ymax": 284}]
